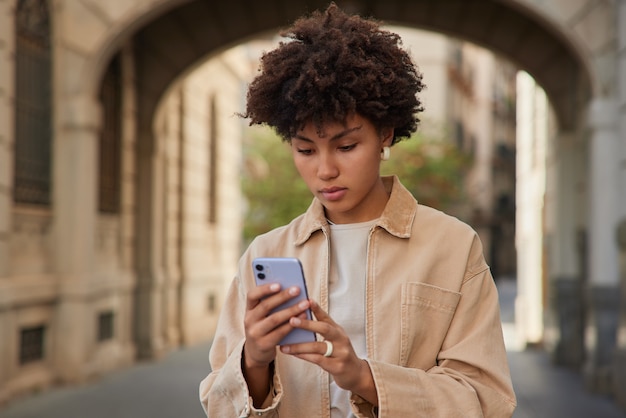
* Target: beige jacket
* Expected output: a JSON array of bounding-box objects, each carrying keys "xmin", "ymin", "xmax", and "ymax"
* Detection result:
[{"xmin": 199, "ymin": 176, "xmax": 516, "ymax": 417}]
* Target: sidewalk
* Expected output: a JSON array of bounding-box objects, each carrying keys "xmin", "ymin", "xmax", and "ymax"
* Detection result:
[
  {"xmin": 0, "ymin": 342, "xmax": 210, "ymax": 418},
  {"xmin": 1, "ymin": 279, "xmax": 625, "ymax": 418},
  {"xmin": 497, "ymin": 278, "xmax": 624, "ymax": 418}
]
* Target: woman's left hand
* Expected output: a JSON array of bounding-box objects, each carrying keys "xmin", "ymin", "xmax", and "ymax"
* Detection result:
[{"xmin": 280, "ymin": 299, "xmax": 378, "ymax": 406}]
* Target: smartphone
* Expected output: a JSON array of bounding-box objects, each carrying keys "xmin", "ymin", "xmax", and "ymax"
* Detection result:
[{"xmin": 252, "ymin": 257, "xmax": 316, "ymax": 346}]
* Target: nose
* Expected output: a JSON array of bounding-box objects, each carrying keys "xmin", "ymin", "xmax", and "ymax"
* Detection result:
[{"xmin": 317, "ymin": 152, "xmax": 339, "ymax": 180}]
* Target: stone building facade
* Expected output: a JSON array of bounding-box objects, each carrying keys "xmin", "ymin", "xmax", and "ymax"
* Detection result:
[
  {"xmin": 0, "ymin": 0, "xmax": 246, "ymax": 404},
  {"xmin": 394, "ymin": 27, "xmax": 518, "ymax": 279}
]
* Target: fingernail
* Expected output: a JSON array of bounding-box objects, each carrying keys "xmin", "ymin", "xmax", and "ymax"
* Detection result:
[
  {"xmin": 291, "ymin": 317, "xmax": 301, "ymax": 326},
  {"xmin": 289, "ymin": 286, "xmax": 299, "ymax": 296},
  {"xmin": 298, "ymin": 300, "xmax": 308, "ymax": 309},
  {"xmin": 281, "ymin": 346, "xmax": 290, "ymax": 353},
  {"xmin": 270, "ymin": 284, "xmax": 280, "ymax": 291}
]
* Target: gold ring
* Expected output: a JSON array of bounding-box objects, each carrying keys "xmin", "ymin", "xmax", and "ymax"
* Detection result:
[{"xmin": 323, "ymin": 340, "xmax": 333, "ymax": 357}]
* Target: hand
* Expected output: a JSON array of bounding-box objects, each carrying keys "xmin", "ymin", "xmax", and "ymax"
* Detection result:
[
  {"xmin": 243, "ymin": 283, "xmax": 311, "ymax": 369},
  {"xmin": 279, "ymin": 300, "xmax": 378, "ymax": 405},
  {"xmin": 242, "ymin": 283, "xmax": 311, "ymax": 407}
]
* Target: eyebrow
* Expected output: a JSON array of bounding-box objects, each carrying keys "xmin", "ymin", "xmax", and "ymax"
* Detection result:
[{"xmin": 293, "ymin": 125, "xmax": 363, "ymax": 142}]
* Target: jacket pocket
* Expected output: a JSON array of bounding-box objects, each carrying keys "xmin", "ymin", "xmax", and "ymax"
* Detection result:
[{"xmin": 400, "ymin": 282, "xmax": 461, "ymax": 368}]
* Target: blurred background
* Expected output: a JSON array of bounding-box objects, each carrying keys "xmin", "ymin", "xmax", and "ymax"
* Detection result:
[{"xmin": 1, "ymin": 0, "xmax": 626, "ymax": 417}]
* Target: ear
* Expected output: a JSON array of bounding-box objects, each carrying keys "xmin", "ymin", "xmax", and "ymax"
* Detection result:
[{"xmin": 381, "ymin": 127, "xmax": 394, "ymax": 147}]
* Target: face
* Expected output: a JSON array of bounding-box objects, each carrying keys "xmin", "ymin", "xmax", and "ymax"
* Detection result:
[{"xmin": 290, "ymin": 113, "xmax": 393, "ymax": 224}]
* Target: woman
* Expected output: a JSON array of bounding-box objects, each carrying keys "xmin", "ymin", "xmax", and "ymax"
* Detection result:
[{"xmin": 199, "ymin": 3, "xmax": 516, "ymax": 417}]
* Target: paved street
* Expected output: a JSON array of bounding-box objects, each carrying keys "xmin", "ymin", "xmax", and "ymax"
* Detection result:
[{"xmin": 1, "ymin": 279, "xmax": 625, "ymax": 418}]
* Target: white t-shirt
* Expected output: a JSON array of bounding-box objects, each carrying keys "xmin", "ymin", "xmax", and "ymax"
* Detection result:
[{"xmin": 327, "ymin": 219, "xmax": 376, "ymax": 418}]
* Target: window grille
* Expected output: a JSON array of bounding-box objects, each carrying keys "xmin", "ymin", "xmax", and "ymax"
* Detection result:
[
  {"xmin": 97, "ymin": 311, "xmax": 114, "ymax": 341},
  {"xmin": 98, "ymin": 55, "xmax": 122, "ymax": 213},
  {"xmin": 19, "ymin": 325, "xmax": 45, "ymax": 364},
  {"xmin": 14, "ymin": 0, "xmax": 52, "ymax": 205}
]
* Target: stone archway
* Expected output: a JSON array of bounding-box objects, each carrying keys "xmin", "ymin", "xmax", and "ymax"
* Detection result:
[
  {"xmin": 128, "ymin": 0, "xmax": 592, "ymax": 133},
  {"xmin": 122, "ymin": 0, "xmax": 626, "ymax": 402},
  {"xmin": 121, "ymin": 0, "xmax": 597, "ymax": 360}
]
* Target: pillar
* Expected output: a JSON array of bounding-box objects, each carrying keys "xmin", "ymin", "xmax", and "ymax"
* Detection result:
[
  {"xmin": 134, "ymin": 83, "xmax": 166, "ymax": 359},
  {"xmin": 547, "ymin": 131, "xmax": 585, "ymax": 367},
  {"xmin": 52, "ymin": 95, "xmax": 101, "ymax": 382},
  {"xmin": 610, "ymin": 0, "xmax": 626, "ymax": 406},
  {"xmin": 134, "ymin": 129, "xmax": 167, "ymax": 359},
  {"xmin": 0, "ymin": 0, "xmax": 15, "ymax": 277},
  {"xmin": 0, "ymin": 2, "xmax": 14, "ymax": 399},
  {"xmin": 584, "ymin": 97, "xmax": 621, "ymax": 393},
  {"xmin": 614, "ymin": 219, "xmax": 626, "ymax": 408},
  {"xmin": 515, "ymin": 72, "xmax": 547, "ymax": 346}
]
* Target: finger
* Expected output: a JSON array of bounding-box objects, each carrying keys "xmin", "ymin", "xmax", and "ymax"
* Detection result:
[
  {"xmin": 309, "ymin": 299, "xmax": 337, "ymax": 325},
  {"xmin": 248, "ymin": 284, "xmax": 303, "ymax": 316},
  {"xmin": 246, "ymin": 282, "xmax": 281, "ymax": 310},
  {"xmin": 280, "ymin": 340, "xmax": 329, "ymax": 356},
  {"xmin": 263, "ymin": 297, "xmax": 311, "ymax": 331},
  {"xmin": 245, "ymin": 301, "xmax": 308, "ymax": 351},
  {"xmin": 289, "ymin": 311, "xmax": 333, "ymax": 337}
]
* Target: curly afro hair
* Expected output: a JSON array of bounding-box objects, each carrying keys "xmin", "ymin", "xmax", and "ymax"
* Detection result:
[{"xmin": 243, "ymin": 3, "xmax": 425, "ymax": 144}]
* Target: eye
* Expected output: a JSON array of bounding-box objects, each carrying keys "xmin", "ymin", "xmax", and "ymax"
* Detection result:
[
  {"xmin": 296, "ymin": 148, "xmax": 313, "ymax": 155},
  {"xmin": 338, "ymin": 144, "xmax": 356, "ymax": 152}
]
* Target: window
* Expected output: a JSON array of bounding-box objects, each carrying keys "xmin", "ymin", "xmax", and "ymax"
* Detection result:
[
  {"xmin": 98, "ymin": 55, "xmax": 122, "ymax": 214},
  {"xmin": 207, "ymin": 293, "xmax": 216, "ymax": 313},
  {"xmin": 14, "ymin": 0, "xmax": 52, "ymax": 205},
  {"xmin": 19, "ymin": 325, "xmax": 45, "ymax": 364},
  {"xmin": 207, "ymin": 94, "xmax": 218, "ymax": 223},
  {"xmin": 97, "ymin": 311, "xmax": 114, "ymax": 341},
  {"xmin": 454, "ymin": 120, "xmax": 465, "ymax": 150}
]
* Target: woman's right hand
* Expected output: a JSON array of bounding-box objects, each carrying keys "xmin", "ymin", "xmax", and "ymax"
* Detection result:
[
  {"xmin": 242, "ymin": 283, "xmax": 311, "ymax": 407},
  {"xmin": 243, "ymin": 283, "xmax": 311, "ymax": 368}
]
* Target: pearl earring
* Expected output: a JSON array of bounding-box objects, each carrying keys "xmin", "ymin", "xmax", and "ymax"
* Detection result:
[{"xmin": 381, "ymin": 146, "xmax": 390, "ymax": 161}]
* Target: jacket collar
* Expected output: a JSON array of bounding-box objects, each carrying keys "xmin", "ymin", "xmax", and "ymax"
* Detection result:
[{"xmin": 294, "ymin": 175, "xmax": 417, "ymax": 246}]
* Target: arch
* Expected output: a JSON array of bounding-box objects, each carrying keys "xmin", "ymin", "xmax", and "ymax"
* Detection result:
[
  {"xmin": 72, "ymin": 0, "xmax": 594, "ymax": 136},
  {"xmin": 131, "ymin": 0, "xmax": 593, "ymax": 133},
  {"xmin": 112, "ymin": 0, "xmax": 594, "ymax": 357},
  {"xmin": 380, "ymin": 0, "xmax": 594, "ymax": 130},
  {"xmin": 77, "ymin": 0, "xmax": 191, "ymax": 99}
]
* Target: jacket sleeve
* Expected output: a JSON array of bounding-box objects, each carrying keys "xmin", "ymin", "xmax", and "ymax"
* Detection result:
[
  {"xmin": 199, "ymin": 271, "xmax": 284, "ymax": 417},
  {"xmin": 351, "ymin": 243, "xmax": 516, "ymax": 417}
]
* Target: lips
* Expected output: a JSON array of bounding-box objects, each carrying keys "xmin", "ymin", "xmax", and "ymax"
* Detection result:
[{"xmin": 319, "ymin": 187, "xmax": 347, "ymax": 201}]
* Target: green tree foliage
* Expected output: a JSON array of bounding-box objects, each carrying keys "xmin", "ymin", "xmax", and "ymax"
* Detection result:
[
  {"xmin": 381, "ymin": 134, "xmax": 471, "ymax": 210},
  {"xmin": 241, "ymin": 127, "xmax": 312, "ymax": 243},
  {"xmin": 241, "ymin": 127, "xmax": 471, "ymax": 243}
]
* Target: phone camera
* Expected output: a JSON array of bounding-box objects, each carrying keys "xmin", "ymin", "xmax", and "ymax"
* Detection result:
[{"xmin": 254, "ymin": 264, "xmax": 265, "ymax": 279}]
